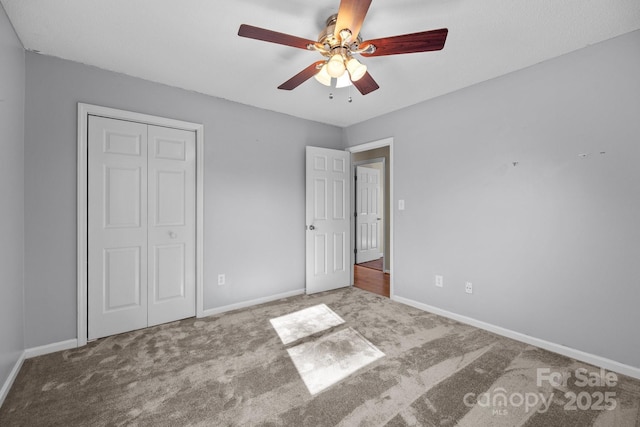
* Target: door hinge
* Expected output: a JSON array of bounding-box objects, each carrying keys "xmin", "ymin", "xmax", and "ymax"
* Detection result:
[
  {"xmin": 354, "ymin": 249, "xmax": 357, "ymax": 254},
  {"xmin": 354, "ymin": 212, "xmax": 357, "ymax": 217}
]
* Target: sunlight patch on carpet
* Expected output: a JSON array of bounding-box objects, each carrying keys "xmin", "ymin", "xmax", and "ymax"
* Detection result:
[
  {"xmin": 270, "ymin": 303, "xmax": 345, "ymax": 345},
  {"xmin": 287, "ymin": 327, "xmax": 385, "ymax": 395}
]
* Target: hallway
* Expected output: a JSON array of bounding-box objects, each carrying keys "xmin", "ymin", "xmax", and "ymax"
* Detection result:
[{"xmin": 354, "ymin": 263, "xmax": 389, "ymax": 298}]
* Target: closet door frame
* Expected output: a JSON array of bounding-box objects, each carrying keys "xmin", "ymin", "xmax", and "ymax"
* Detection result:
[{"xmin": 77, "ymin": 103, "xmax": 204, "ymax": 347}]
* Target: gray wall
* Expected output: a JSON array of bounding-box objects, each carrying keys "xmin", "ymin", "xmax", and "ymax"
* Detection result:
[
  {"xmin": 0, "ymin": 3, "xmax": 25, "ymax": 389},
  {"xmin": 24, "ymin": 53, "xmax": 342, "ymax": 347},
  {"xmin": 345, "ymin": 30, "xmax": 640, "ymax": 369}
]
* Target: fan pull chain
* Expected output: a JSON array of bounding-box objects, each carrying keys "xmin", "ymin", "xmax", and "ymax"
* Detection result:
[{"xmin": 327, "ymin": 88, "xmax": 353, "ymax": 103}]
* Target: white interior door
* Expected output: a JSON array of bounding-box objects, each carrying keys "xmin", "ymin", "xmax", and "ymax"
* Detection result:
[
  {"xmin": 356, "ymin": 166, "xmax": 381, "ymax": 263},
  {"xmin": 305, "ymin": 146, "xmax": 351, "ymax": 294},
  {"xmin": 88, "ymin": 116, "xmax": 195, "ymax": 339},
  {"xmin": 147, "ymin": 125, "xmax": 196, "ymax": 326},
  {"xmin": 88, "ymin": 116, "xmax": 149, "ymax": 339}
]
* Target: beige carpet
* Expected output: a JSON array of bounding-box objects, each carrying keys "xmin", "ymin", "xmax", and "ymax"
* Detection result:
[
  {"xmin": 270, "ymin": 303, "xmax": 345, "ymax": 345},
  {"xmin": 287, "ymin": 326, "xmax": 385, "ymax": 396},
  {"xmin": 1, "ymin": 287, "xmax": 639, "ymax": 426}
]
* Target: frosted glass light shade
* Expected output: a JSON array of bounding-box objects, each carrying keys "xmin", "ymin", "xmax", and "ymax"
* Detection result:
[
  {"xmin": 335, "ymin": 72, "xmax": 352, "ymax": 88},
  {"xmin": 314, "ymin": 64, "xmax": 331, "ymax": 86},
  {"xmin": 346, "ymin": 58, "xmax": 367, "ymax": 81},
  {"xmin": 326, "ymin": 54, "xmax": 346, "ymax": 78}
]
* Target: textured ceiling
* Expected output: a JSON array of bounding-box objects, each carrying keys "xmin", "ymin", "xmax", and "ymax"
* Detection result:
[{"xmin": 2, "ymin": 0, "xmax": 639, "ymax": 127}]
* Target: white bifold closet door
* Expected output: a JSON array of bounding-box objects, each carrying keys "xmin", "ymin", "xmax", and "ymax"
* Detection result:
[{"xmin": 88, "ymin": 116, "xmax": 196, "ymax": 340}]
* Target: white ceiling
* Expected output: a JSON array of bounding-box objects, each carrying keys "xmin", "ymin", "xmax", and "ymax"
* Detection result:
[{"xmin": 2, "ymin": 0, "xmax": 639, "ymax": 127}]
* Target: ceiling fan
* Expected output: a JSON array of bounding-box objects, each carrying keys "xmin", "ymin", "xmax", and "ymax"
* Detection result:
[{"xmin": 237, "ymin": 0, "xmax": 448, "ymax": 96}]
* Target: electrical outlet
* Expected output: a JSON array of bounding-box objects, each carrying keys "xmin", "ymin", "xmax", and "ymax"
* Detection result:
[
  {"xmin": 218, "ymin": 274, "xmax": 226, "ymax": 286},
  {"xmin": 435, "ymin": 275, "xmax": 443, "ymax": 288},
  {"xmin": 465, "ymin": 282, "xmax": 473, "ymax": 294}
]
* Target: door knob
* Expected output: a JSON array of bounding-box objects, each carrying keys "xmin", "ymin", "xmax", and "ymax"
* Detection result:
[
  {"xmin": 309, "ymin": 225, "xmax": 315, "ymax": 230},
  {"xmin": 169, "ymin": 231, "xmax": 177, "ymax": 239}
]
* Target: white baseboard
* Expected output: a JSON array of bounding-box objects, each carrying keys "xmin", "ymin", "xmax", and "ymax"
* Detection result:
[
  {"xmin": 392, "ymin": 295, "xmax": 640, "ymax": 381},
  {"xmin": 2, "ymin": 338, "xmax": 79, "ymax": 407},
  {"xmin": 0, "ymin": 351, "xmax": 26, "ymax": 408},
  {"xmin": 24, "ymin": 339, "xmax": 78, "ymax": 359},
  {"xmin": 201, "ymin": 289, "xmax": 306, "ymax": 317}
]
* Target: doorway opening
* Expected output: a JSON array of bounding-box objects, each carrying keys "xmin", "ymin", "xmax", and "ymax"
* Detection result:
[{"xmin": 348, "ymin": 139, "xmax": 393, "ymax": 298}]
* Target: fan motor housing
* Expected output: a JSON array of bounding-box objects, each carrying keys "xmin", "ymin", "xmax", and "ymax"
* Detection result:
[{"xmin": 317, "ymin": 14, "xmax": 362, "ymax": 53}]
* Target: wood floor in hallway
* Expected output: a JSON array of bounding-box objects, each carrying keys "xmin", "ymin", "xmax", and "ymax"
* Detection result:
[{"xmin": 354, "ymin": 264, "xmax": 390, "ymax": 298}]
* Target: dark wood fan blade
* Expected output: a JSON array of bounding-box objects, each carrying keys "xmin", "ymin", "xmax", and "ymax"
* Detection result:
[
  {"xmin": 361, "ymin": 28, "xmax": 448, "ymax": 57},
  {"xmin": 334, "ymin": 0, "xmax": 372, "ymax": 42},
  {"xmin": 352, "ymin": 71, "xmax": 379, "ymax": 95},
  {"xmin": 278, "ymin": 61, "xmax": 325, "ymax": 90},
  {"xmin": 238, "ymin": 24, "xmax": 316, "ymax": 50}
]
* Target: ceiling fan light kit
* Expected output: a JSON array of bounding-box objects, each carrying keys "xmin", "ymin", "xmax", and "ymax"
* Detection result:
[
  {"xmin": 346, "ymin": 57, "xmax": 367, "ymax": 81},
  {"xmin": 327, "ymin": 51, "xmax": 347, "ymax": 77},
  {"xmin": 314, "ymin": 64, "xmax": 332, "ymax": 86},
  {"xmin": 238, "ymin": 0, "xmax": 448, "ymax": 96},
  {"xmin": 336, "ymin": 73, "xmax": 353, "ymax": 89}
]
